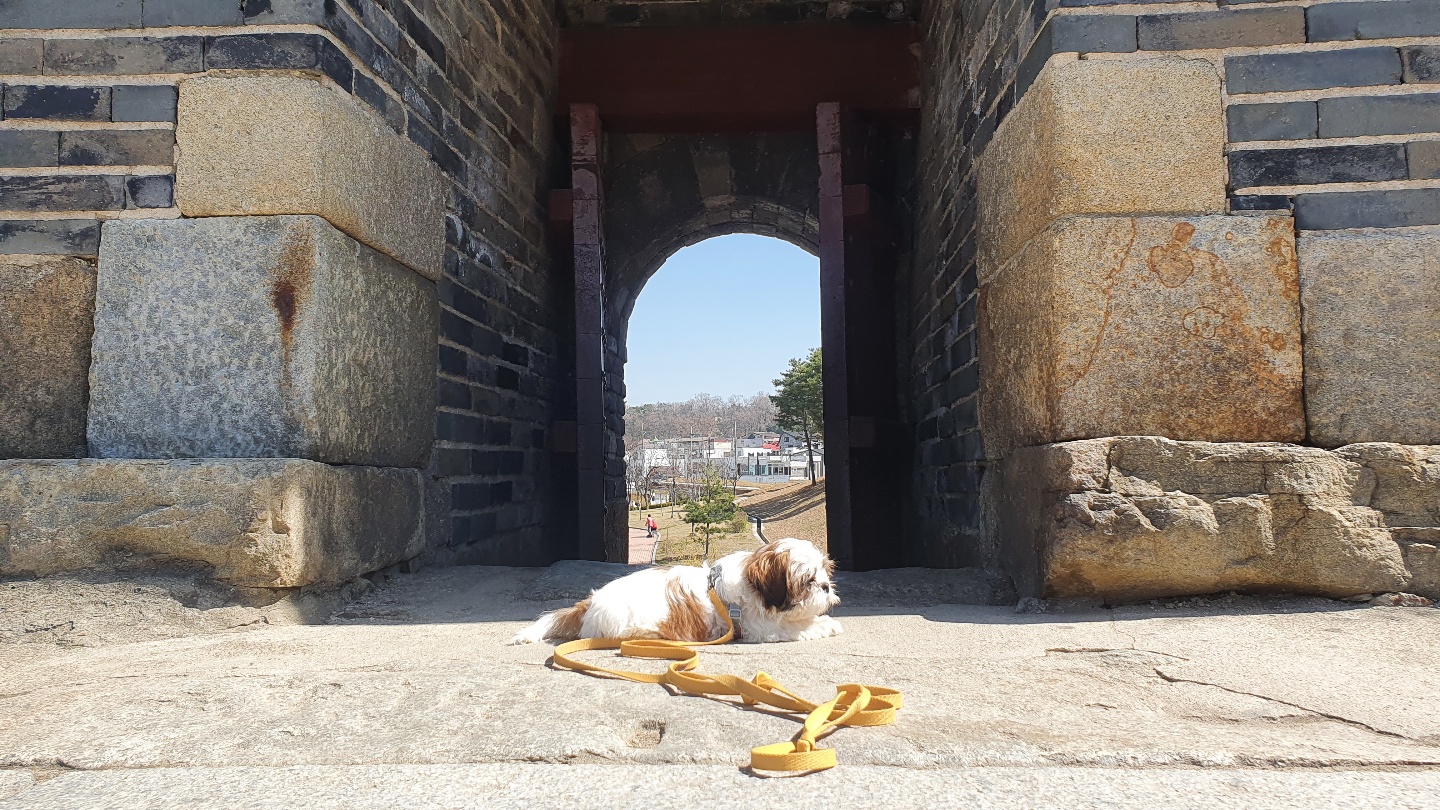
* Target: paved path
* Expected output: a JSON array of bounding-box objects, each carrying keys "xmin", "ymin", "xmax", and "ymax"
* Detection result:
[
  {"xmin": 2, "ymin": 566, "xmax": 1438, "ymax": 808},
  {"xmin": 627, "ymin": 526, "xmax": 658, "ymax": 564}
]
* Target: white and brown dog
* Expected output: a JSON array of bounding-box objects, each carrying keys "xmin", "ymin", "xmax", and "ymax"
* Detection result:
[{"xmin": 510, "ymin": 538, "xmax": 842, "ymax": 644}]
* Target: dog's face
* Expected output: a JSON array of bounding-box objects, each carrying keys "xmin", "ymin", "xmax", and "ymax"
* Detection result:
[{"xmin": 740, "ymin": 538, "xmax": 839, "ymax": 619}]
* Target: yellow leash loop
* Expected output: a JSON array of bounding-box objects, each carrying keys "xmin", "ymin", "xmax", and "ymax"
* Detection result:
[{"xmin": 550, "ymin": 590, "xmax": 902, "ymax": 773}]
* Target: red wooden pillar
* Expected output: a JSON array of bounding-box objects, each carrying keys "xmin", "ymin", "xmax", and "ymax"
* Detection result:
[
  {"xmin": 816, "ymin": 102, "xmax": 855, "ymax": 569},
  {"xmin": 571, "ymin": 103, "xmax": 606, "ymax": 561}
]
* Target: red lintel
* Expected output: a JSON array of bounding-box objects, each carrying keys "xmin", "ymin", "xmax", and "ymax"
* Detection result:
[{"xmin": 558, "ymin": 23, "xmax": 920, "ymax": 133}]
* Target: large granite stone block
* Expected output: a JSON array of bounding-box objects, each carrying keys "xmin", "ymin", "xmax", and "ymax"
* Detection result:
[
  {"xmin": 0, "ymin": 459, "xmax": 426, "ymax": 588},
  {"xmin": 977, "ymin": 54, "xmax": 1227, "ymax": 275},
  {"xmin": 991, "ymin": 437, "xmax": 1440, "ymax": 601},
  {"xmin": 175, "ymin": 75, "xmax": 445, "ymax": 280},
  {"xmin": 89, "ymin": 216, "xmax": 437, "ymax": 466},
  {"xmin": 979, "ymin": 215, "xmax": 1304, "ymax": 459},
  {"xmin": 0, "ymin": 255, "xmax": 95, "ymax": 459},
  {"xmin": 1298, "ymin": 226, "xmax": 1440, "ymax": 447}
]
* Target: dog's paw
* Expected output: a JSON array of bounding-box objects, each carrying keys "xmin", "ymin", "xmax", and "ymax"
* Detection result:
[
  {"xmin": 797, "ymin": 616, "xmax": 843, "ymax": 640},
  {"xmin": 507, "ymin": 632, "xmax": 537, "ymax": 645}
]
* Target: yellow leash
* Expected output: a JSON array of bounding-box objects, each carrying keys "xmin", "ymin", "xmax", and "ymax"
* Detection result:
[{"xmin": 550, "ymin": 590, "xmax": 902, "ymax": 773}]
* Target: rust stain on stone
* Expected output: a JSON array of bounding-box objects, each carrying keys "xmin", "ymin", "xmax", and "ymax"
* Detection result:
[
  {"xmin": 1146, "ymin": 222, "xmax": 1198, "ymax": 288},
  {"xmin": 1181, "ymin": 306, "xmax": 1223, "ymax": 338},
  {"xmin": 1257, "ymin": 326, "xmax": 1288, "ymax": 352},
  {"xmin": 1058, "ymin": 218, "xmax": 1138, "ymax": 395},
  {"xmin": 271, "ymin": 229, "xmax": 314, "ymax": 348},
  {"xmin": 1263, "ymin": 219, "xmax": 1300, "ymax": 302},
  {"xmin": 1054, "ymin": 218, "xmax": 1303, "ymax": 442}
]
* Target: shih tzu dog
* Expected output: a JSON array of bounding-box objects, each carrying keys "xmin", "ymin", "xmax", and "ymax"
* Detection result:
[{"xmin": 510, "ymin": 538, "xmax": 842, "ymax": 644}]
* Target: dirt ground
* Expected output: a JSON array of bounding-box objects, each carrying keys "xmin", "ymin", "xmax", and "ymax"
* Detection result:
[
  {"xmin": 737, "ymin": 479, "xmax": 827, "ymax": 550},
  {"xmin": 633, "ymin": 479, "xmax": 828, "ymax": 564}
]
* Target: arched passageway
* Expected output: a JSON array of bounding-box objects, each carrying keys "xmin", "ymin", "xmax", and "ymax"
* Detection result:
[
  {"xmin": 550, "ymin": 23, "xmax": 920, "ymax": 568},
  {"xmin": 599, "ymin": 133, "xmax": 821, "ymax": 557}
]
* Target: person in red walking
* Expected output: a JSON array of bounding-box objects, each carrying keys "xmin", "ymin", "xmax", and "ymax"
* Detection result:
[{"xmin": 645, "ymin": 514, "xmax": 658, "ymax": 538}]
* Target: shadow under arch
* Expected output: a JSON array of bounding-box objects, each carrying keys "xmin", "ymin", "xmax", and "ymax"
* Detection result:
[{"xmin": 598, "ymin": 133, "xmax": 821, "ymax": 552}]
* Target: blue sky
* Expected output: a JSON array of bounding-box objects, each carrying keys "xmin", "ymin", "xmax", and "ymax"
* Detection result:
[{"xmin": 625, "ymin": 234, "xmax": 820, "ymax": 405}]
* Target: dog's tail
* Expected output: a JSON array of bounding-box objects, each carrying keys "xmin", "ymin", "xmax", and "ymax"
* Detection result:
[{"xmin": 508, "ymin": 598, "xmax": 590, "ymax": 645}]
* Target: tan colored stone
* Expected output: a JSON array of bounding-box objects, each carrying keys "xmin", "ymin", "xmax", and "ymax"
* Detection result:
[
  {"xmin": 88, "ymin": 216, "xmax": 438, "ymax": 468},
  {"xmin": 175, "ymin": 74, "xmax": 446, "ymax": 280},
  {"xmin": 0, "ymin": 459, "xmax": 427, "ymax": 589},
  {"xmin": 976, "ymin": 54, "xmax": 1226, "ymax": 275},
  {"xmin": 1298, "ymin": 226, "xmax": 1440, "ymax": 447},
  {"xmin": 1335, "ymin": 443, "xmax": 1440, "ymax": 528},
  {"xmin": 979, "ymin": 215, "xmax": 1304, "ymax": 459},
  {"xmin": 992, "ymin": 437, "xmax": 1440, "ymax": 602},
  {"xmin": 0, "ymin": 255, "xmax": 95, "ymax": 459}
]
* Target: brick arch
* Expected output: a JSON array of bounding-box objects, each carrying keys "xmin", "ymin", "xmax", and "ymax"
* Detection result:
[
  {"xmin": 598, "ymin": 133, "xmax": 820, "ymax": 552},
  {"xmin": 608, "ymin": 198, "xmax": 818, "ymax": 326}
]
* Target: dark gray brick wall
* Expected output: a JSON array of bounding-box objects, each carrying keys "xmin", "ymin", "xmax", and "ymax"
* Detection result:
[
  {"xmin": 1405, "ymin": 46, "xmax": 1440, "ymax": 84},
  {"xmin": 0, "ymin": 0, "xmax": 144, "ymax": 28},
  {"xmin": 1225, "ymin": 47, "xmax": 1401, "ymax": 94},
  {"xmin": 59, "ymin": 130, "xmax": 174, "ymax": 166},
  {"xmin": 1138, "ymin": 7, "xmax": 1304, "ymax": 50},
  {"xmin": 1307, "ymin": 0, "xmax": 1440, "ymax": 42},
  {"xmin": 1295, "ymin": 188, "xmax": 1440, "ymax": 229},
  {"xmin": 911, "ymin": 0, "xmax": 1019, "ymax": 570},
  {"xmin": 0, "ymin": 39, "xmax": 42, "ymax": 74},
  {"xmin": 1408, "ymin": 140, "xmax": 1440, "ymax": 180},
  {"xmin": 1319, "ymin": 93, "xmax": 1440, "ymax": 137},
  {"xmin": 243, "ymin": 0, "xmax": 331, "ymax": 24},
  {"xmin": 323, "ymin": 0, "xmax": 567, "ymax": 565},
  {"xmin": 2, "ymin": 85, "xmax": 110, "ymax": 121},
  {"xmin": 125, "ymin": 174, "xmax": 174, "ymax": 208},
  {"xmin": 42, "ymin": 37, "xmax": 203, "ymax": 75},
  {"xmin": 1227, "ymin": 101, "xmax": 1317, "ymax": 142},
  {"xmin": 0, "ymin": 130, "xmax": 59, "ymax": 167},
  {"xmin": 0, "ymin": 220, "xmax": 102, "ymax": 256},
  {"xmin": 0, "ymin": 175, "xmax": 126, "ymax": 211},
  {"xmin": 1230, "ymin": 144, "xmax": 1409, "ymax": 188},
  {"xmin": 142, "ymin": 0, "xmax": 244, "ymax": 27},
  {"xmin": 112, "ymin": 85, "xmax": 178, "ymax": 122}
]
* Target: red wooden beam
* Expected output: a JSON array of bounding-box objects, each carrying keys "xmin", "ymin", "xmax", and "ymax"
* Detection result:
[{"xmin": 559, "ymin": 23, "xmax": 920, "ymax": 133}]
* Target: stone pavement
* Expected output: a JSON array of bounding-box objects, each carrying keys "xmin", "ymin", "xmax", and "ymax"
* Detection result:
[
  {"xmin": 627, "ymin": 526, "xmax": 658, "ymax": 564},
  {"xmin": 2, "ymin": 565, "xmax": 1438, "ymax": 808}
]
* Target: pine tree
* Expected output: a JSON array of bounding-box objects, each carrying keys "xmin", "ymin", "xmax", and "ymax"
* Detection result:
[
  {"xmin": 770, "ymin": 347, "xmax": 823, "ymax": 483},
  {"xmin": 681, "ymin": 468, "xmax": 737, "ymax": 560}
]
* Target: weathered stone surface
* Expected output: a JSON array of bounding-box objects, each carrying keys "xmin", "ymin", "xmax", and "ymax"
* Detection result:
[
  {"xmin": 992, "ymin": 437, "xmax": 1440, "ymax": 601},
  {"xmin": 6, "ymin": 564, "xmax": 1440, "ymax": 799},
  {"xmin": 1298, "ymin": 226, "xmax": 1440, "ymax": 447},
  {"xmin": 833, "ymin": 567, "xmax": 1017, "ymax": 606},
  {"xmin": 523, "ymin": 560, "xmax": 1017, "ymax": 606},
  {"xmin": 979, "ymin": 215, "xmax": 1304, "ymax": 459},
  {"xmin": 0, "ymin": 255, "xmax": 95, "ymax": 459},
  {"xmin": 976, "ymin": 54, "xmax": 1226, "ymax": 274},
  {"xmin": 0, "ymin": 459, "xmax": 426, "ymax": 588},
  {"xmin": 175, "ymin": 75, "xmax": 445, "ymax": 279},
  {"xmin": 523, "ymin": 559, "xmax": 642, "ymax": 600},
  {"xmin": 89, "ymin": 216, "xmax": 437, "ymax": 467}
]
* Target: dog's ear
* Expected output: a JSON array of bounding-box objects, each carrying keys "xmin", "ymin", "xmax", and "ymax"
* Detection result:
[
  {"xmin": 823, "ymin": 557, "xmax": 836, "ymax": 577},
  {"xmin": 743, "ymin": 544, "xmax": 796, "ymax": 611}
]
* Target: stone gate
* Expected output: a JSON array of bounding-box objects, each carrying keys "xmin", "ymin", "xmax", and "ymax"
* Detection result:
[{"xmin": 1, "ymin": 0, "xmax": 1436, "ymax": 603}]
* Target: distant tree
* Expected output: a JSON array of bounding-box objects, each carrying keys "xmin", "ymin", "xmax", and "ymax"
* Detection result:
[
  {"xmin": 625, "ymin": 393, "xmax": 777, "ymax": 441},
  {"xmin": 771, "ymin": 348, "xmax": 823, "ymax": 483},
  {"xmin": 681, "ymin": 468, "xmax": 737, "ymax": 560}
]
